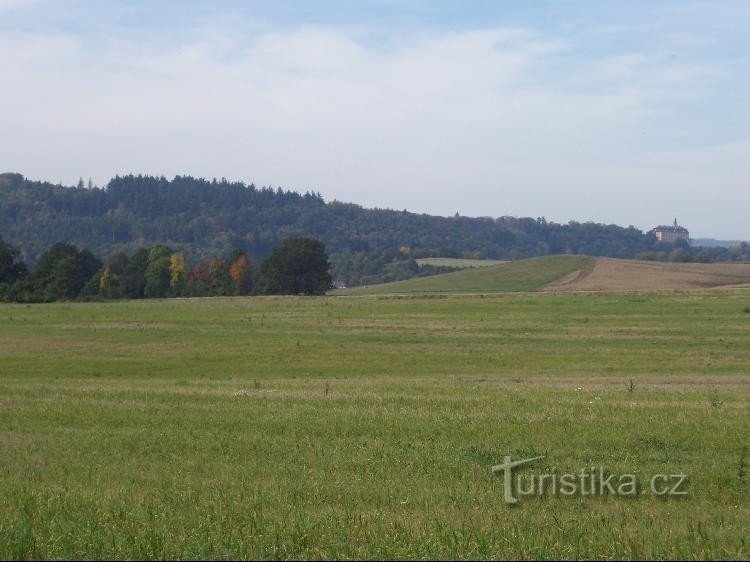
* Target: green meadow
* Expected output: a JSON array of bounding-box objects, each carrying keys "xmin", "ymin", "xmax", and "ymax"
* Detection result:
[
  {"xmin": 337, "ymin": 255, "xmax": 592, "ymax": 295},
  {"xmin": 1, "ymin": 290, "xmax": 749, "ymax": 559}
]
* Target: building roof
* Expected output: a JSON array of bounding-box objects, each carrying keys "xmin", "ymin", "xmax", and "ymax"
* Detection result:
[
  {"xmin": 654, "ymin": 225, "xmax": 689, "ymax": 233},
  {"xmin": 653, "ymin": 219, "xmax": 689, "ymax": 233}
]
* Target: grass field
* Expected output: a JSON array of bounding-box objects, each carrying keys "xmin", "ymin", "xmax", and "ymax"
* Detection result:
[
  {"xmin": 1, "ymin": 290, "xmax": 749, "ymax": 559},
  {"xmin": 337, "ymin": 255, "xmax": 593, "ymax": 295}
]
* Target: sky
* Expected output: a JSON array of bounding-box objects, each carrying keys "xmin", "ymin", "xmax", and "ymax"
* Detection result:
[{"xmin": 1, "ymin": 0, "xmax": 748, "ymax": 239}]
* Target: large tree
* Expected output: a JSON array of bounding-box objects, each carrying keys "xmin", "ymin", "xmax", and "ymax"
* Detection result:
[
  {"xmin": 259, "ymin": 237, "xmax": 332, "ymax": 295},
  {"xmin": 144, "ymin": 256, "xmax": 172, "ymax": 298},
  {"xmin": 23, "ymin": 243, "xmax": 101, "ymax": 301}
]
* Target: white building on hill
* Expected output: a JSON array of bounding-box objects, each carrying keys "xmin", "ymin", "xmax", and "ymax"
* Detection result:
[{"xmin": 652, "ymin": 219, "xmax": 689, "ymax": 243}]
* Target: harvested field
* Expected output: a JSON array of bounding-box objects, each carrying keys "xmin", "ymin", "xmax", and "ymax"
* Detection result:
[
  {"xmin": 339, "ymin": 255, "xmax": 750, "ymax": 296},
  {"xmin": 544, "ymin": 257, "xmax": 750, "ymax": 292}
]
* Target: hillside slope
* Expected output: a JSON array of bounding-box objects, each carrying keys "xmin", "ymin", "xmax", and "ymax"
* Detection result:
[
  {"xmin": 334, "ymin": 255, "xmax": 593, "ymax": 294},
  {"xmin": 335, "ymin": 256, "xmax": 750, "ymax": 295},
  {"xmin": 0, "ymin": 173, "xmax": 655, "ymax": 271}
]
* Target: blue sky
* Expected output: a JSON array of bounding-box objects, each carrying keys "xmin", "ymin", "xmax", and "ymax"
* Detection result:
[{"xmin": 1, "ymin": 0, "xmax": 749, "ymax": 238}]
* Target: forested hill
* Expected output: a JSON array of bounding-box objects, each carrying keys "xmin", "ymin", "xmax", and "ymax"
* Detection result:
[{"xmin": 1, "ymin": 172, "xmax": 657, "ymax": 283}]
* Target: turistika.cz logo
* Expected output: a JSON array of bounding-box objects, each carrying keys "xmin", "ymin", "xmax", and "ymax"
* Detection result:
[{"xmin": 491, "ymin": 455, "xmax": 688, "ymax": 505}]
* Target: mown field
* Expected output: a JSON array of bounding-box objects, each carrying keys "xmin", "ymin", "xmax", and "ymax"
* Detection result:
[
  {"xmin": 337, "ymin": 255, "xmax": 592, "ymax": 295},
  {"xmin": 1, "ymin": 290, "xmax": 749, "ymax": 559}
]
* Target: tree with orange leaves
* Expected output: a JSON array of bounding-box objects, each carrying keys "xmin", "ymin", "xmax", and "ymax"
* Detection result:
[{"xmin": 229, "ymin": 253, "xmax": 256, "ymax": 295}]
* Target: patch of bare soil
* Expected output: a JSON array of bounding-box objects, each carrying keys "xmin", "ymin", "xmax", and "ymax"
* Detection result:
[{"xmin": 543, "ymin": 258, "xmax": 750, "ymax": 292}]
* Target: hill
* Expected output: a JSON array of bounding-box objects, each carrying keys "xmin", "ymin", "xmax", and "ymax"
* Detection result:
[
  {"xmin": 334, "ymin": 255, "xmax": 593, "ymax": 294},
  {"xmin": 1, "ymin": 172, "xmax": 658, "ymax": 285},
  {"xmin": 3, "ymin": 172, "xmax": 747, "ymax": 286},
  {"xmin": 692, "ymin": 238, "xmax": 748, "ymax": 248}
]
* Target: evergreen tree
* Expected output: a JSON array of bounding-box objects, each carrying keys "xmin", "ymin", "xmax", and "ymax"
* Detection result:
[
  {"xmin": 0, "ymin": 236, "xmax": 28, "ymax": 285},
  {"xmin": 23, "ymin": 243, "xmax": 101, "ymax": 301},
  {"xmin": 122, "ymin": 248, "xmax": 150, "ymax": 298}
]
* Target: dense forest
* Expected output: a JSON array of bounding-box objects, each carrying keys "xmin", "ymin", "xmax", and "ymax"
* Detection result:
[{"xmin": 1, "ymin": 172, "xmax": 748, "ymax": 287}]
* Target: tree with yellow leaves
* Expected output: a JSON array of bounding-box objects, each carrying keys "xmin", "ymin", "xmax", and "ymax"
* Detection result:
[{"xmin": 169, "ymin": 252, "xmax": 186, "ymax": 294}]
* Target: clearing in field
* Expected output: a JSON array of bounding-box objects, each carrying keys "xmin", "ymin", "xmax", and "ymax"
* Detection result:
[{"xmin": 415, "ymin": 257, "xmax": 506, "ymax": 268}]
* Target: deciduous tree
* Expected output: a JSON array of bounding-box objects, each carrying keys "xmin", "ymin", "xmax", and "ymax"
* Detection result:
[
  {"xmin": 229, "ymin": 253, "xmax": 257, "ymax": 295},
  {"xmin": 169, "ymin": 252, "xmax": 187, "ymax": 294},
  {"xmin": 259, "ymin": 237, "xmax": 332, "ymax": 295}
]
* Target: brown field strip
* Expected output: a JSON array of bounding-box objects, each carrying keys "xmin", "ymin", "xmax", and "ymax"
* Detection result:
[{"xmin": 544, "ymin": 257, "xmax": 750, "ymax": 292}]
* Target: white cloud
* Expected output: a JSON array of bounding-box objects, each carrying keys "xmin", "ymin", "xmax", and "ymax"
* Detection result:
[
  {"xmin": 0, "ymin": 0, "xmax": 37, "ymax": 10},
  {"xmin": 0, "ymin": 19, "xmax": 747, "ymax": 238}
]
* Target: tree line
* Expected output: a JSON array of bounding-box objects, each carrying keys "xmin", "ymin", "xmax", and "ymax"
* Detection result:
[
  {"xmin": 2, "ymin": 172, "xmax": 748, "ymax": 287},
  {"xmin": 635, "ymin": 241, "xmax": 750, "ymax": 264},
  {"xmin": 0, "ymin": 236, "xmax": 332, "ymax": 302}
]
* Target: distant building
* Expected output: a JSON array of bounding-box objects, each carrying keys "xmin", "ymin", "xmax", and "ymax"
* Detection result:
[{"xmin": 652, "ymin": 219, "xmax": 689, "ymax": 243}]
